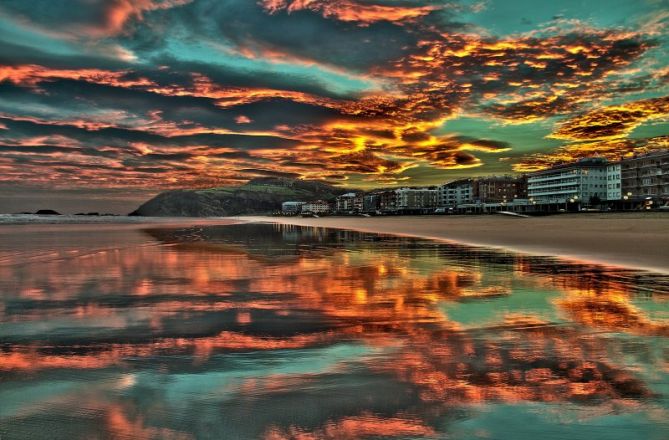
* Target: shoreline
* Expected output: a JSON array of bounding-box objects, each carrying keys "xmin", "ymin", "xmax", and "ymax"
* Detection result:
[
  {"xmin": 2, "ymin": 213, "xmax": 667, "ymax": 275},
  {"xmin": 235, "ymin": 213, "xmax": 669, "ymax": 275}
]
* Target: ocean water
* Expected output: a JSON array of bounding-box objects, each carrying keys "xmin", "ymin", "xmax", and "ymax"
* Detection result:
[{"xmin": 0, "ymin": 222, "xmax": 668, "ymax": 439}]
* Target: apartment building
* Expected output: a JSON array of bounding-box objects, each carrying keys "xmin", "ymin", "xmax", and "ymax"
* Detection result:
[
  {"xmin": 378, "ymin": 190, "xmax": 397, "ymax": 211},
  {"xmin": 527, "ymin": 158, "xmax": 609, "ymax": 205},
  {"xmin": 439, "ymin": 179, "xmax": 474, "ymax": 207},
  {"xmin": 620, "ymin": 150, "xmax": 669, "ymax": 199},
  {"xmin": 395, "ymin": 188, "xmax": 438, "ymax": 210},
  {"xmin": 476, "ymin": 175, "xmax": 527, "ymax": 203},
  {"xmin": 335, "ymin": 193, "xmax": 364, "ymax": 212}
]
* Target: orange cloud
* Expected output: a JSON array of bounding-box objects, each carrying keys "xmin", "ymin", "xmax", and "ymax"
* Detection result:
[
  {"xmin": 260, "ymin": 0, "xmax": 439, "ymax": 25},
  {"xmin": 514, "ymin": 135, "xmax": 669, "ymax": 172},
  {"xmin": 550, "ymin": 96, "xmax": 669, "ymax": 141},
  {"xmin": 100, "ymin": 0, "xmax": 193, "ymax": 36},
  {"xmin": 0, "ymin": 64, "xmax": 154, "ymax": 88}
]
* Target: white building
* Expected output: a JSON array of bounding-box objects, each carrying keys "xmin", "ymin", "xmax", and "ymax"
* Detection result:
[
  {"xmin": 438, "ymin": 179, "xmax": 474, "ymax": 207},
  {"xmin": 528, "ymin": 157, "xmax": 610, "ymax": 205},
  {"xmin": 302, "ymin": 200, "xmax": 331, "ymax": 214},
  {"xmin": 606, "ymin": 162, "xmax": 622, "ymax": 201},
  {"xmin": 281, "ymin": 201, "xmax": 305, "ymax": 215},
  {"xmin": 395, "ymin": 188, "xmax": 438, "ymax": 210}
]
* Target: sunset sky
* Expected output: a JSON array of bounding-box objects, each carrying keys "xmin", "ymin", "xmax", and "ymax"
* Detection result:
[{"xmin": 1, "ymin": 0, "xmax": 668, "ymax": 213}]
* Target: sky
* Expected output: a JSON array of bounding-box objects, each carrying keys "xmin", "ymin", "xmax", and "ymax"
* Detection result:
[{"xmin": 1, "ymin": 0, "xmax": 668, "ymax": 213}]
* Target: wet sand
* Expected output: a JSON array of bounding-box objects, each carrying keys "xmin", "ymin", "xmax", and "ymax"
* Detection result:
[{"xmin": 238, "ymin": 213, "xmax": 669, "ymax": 274}]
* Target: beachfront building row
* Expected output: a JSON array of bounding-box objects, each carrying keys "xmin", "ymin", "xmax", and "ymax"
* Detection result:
[
  {"xmin": 527, "ymin": 157, "xmax": 610, "ymax": 206},
  {"xmin": 439, "ymin": 176, "xmax": 528, "ymax": 207},
  {"xmin": 527, "ymin": 150, "xmax": 669, "ymax": 208},
  {"xmin": 281, "ymin": 150, "xmax": 669, "ymax": 215}
]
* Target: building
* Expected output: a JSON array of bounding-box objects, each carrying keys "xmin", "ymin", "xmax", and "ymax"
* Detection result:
[
  {"xmin": 395, "ymin": 187, "xmax": 438, "ymax": 210},
  {"xmin": 620, "ymin": 150, "xmax": 669, "ymax": 199},
  {"xmin": 527, "ymin": 158, "xmax": 610, "ymax": 206},
  {"xmin": 439, "ymin": 179, "xmax": 474, "ymax": 207},
  {"xmin": 335, "ymin": 193, "xmax": 363, "ymax": 213},
  {"xmin": 476, "ymin": 175, "xmax": 527, "ymax": 203},
  {"xmin": 281, "ymin": 201, "xmax": 305, "ymax": 215},
  {"xmin": 302, "ymin": 200, "xmax": 331, "ymax": 214},
  {"xmin": 363, "ymin": 193, "xmax": 380, "ymax": 212},
  {"xmin": 606, "ymin": 161, "xmax": 622, "ymax": 201},
  {"xmin": 378, "ymin": 190, "xmax": 397, "ymax": 211}
]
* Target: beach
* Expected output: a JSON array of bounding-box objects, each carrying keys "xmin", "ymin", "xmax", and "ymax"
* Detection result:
[{"xmin": 239, "ymin": 213, "xmax": 669, "ymax": 273}]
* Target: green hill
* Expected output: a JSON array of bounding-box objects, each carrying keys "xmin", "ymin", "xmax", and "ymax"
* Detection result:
[{"xmin": 129, "ymin": 177, "xmax": 349, "ymax": 217}]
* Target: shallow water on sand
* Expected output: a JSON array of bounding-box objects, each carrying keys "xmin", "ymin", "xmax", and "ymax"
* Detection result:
[{"xmin": 0, "ymin": 222, "xmax": 668, "ymax": 439}]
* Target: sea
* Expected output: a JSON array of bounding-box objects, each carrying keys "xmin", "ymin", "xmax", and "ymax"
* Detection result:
[{"xmin": 0, "ymin": 218, "xmax": 668, "ymax": 439}]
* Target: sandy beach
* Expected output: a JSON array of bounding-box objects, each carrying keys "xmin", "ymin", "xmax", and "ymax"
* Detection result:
[{"xmin": 239, "ymin": 213, "xmax": 669, "ymax": 274}]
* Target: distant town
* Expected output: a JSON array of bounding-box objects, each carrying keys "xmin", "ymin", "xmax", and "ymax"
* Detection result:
[{"xmin": 282, "ymin": 150, "xmax": 669, "ymax": 216}]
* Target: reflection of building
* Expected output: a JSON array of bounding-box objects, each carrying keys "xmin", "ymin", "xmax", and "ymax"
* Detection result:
[
  {"xmin": 395, "ymin": 188, "xmax": 438, "ymax": 210},
  {"xmin": 621, "ymin": 150, "xmax": 669, "ymax": 199},
  {"xmin": 476, "ymin": 175, "xmax": 527, "ymax": 203},
  {"xmin": 528, "ymin": 158, "xmax": 609, "ymax": 205},
  {"xmin": 335, "ymin": 193, "xmax": 363, "ymax": 212},
  {"xmin": 302, "ymin": 200, "xmax": 331, "ymax": 214},
  {"xmin": 281, "ymin": 201, "xmax": 305, "ymax": 215},
  {"xmin": 439, "ymin": 179, "xmax": 474, "ymax": 207}
]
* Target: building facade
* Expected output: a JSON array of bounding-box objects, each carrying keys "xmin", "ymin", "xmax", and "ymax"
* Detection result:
[
  {"xmin": 302, "ymin": 200, "xmax": 331, "ymax": 214},
  {"xmin": 395, "ymin": 188, "xmax": 438, "ymax": 210},
  {"xmin": 281, "ymin": 201, "xmax": 305, "ymax": 215},
  {"xmin": 620, "ymin": 150, "xmax": 669, "ymax": 199},
  {"xmin": 528, "ymin": 158, "xmax": 609, "ymax": 205},
  {"xmin": 363, "ymin": 193, "xmax": 380, "ymax": 212},
  {"xmin": 606, "ymin": 162, "xmax": 622, "ymax": 201},
  {"xmin": 439, "ymin": 179, "xmax": 474, "ymax": 207},
  {"xmin": 335, "ymin": 193, "xmax": 363, "ymax": 212},
  {"xmin": 476, "ymin": 175, "xmax": 527, "ymax": 203},
  {"xmin": 378, "ymin": 190, "xmax": 397, "ymax": 211}
]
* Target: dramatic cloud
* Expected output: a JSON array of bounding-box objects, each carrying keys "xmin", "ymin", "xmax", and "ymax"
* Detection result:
[
  {"xmin": 0, "ymin": 0, "xmax": 668, "ymax": 211},
  {"xmin": 260, "ymin": 0, "xmax": 441, "ymax": 25},
  {"xmin": 550, "ymin": 96, "xmax": 669, "ymax": 141}
]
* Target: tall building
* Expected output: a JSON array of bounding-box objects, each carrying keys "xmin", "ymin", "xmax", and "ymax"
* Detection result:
[
  {"xmin": 527, "ymin": 158, "xmax": 609, "ymax": 205},
  {"xmin": 439, "ymin": 179, "xmax": 474, "ymax": 207},
  {"xmin": 620, "ymin": 150, "xmax": 669, "ymax": 199}
]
